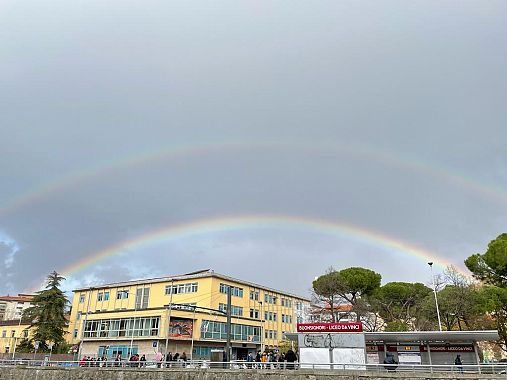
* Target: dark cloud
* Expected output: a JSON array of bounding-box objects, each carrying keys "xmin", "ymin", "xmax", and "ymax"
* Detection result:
[{"xmin": 1, "ymin": 0, "xmax": 506, "ymax": 295}]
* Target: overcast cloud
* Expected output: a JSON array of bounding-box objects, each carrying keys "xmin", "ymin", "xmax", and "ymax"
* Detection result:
[{"xmin": 1, "ymin": 0, "xmax": 506, "ymax": 297}]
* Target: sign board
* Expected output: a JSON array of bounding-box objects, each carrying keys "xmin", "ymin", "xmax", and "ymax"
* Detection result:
[
  {"xmin": 169, "ymin": 318, "xmax": 193, "ymax": 338},
  {"xmin": 297, "ymin": 322, "xmax": 363, "ymax": 333},
  {"xmin": 152, "ymin": 341, "xmax": 158, "ymax": 348},
  {"xmin": 169, "ymin": 304, "xmax": 196, "ymax": 312},
  {"xmin": 420, "ymin": 345, "xmax": 474, "ymax": 352},
  {"xmin": 398, "ymin": 353, "xmax": 422, "ymax": 364},
  {"xmin": 367, "ymin": 352, "xmax": 379, "ymax": 364}
]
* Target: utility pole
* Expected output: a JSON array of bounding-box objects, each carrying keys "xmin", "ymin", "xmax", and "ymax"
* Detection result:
[
  {"xmin": 225, "ymin": 285, "xmax": 232, "ymax": 364},
  {"xmin": 163, "ymin": 279, "xmax": 174, "ymax": 361}
]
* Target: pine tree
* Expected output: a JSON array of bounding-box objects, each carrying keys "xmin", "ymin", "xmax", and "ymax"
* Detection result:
[{"xmin": 24, "ymin": 271, "xmax": 68, "ymax": 352}]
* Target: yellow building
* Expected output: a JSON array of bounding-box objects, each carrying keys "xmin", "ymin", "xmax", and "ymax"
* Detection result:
[
  {"xmin": 67, "ymin": 269, "xmax": 310, "ymax": 360},
  {"xmin": 0, "ymin": 320, "xmax": 31, "ymax": 354}
]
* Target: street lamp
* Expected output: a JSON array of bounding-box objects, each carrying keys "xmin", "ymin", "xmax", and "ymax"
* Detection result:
[{"xmin": 428, "ymin": 262, "xmax": 442, "ymax": 331}]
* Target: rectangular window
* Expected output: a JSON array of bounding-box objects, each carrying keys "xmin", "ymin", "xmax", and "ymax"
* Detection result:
[
  {"xmin": 83, "ymin": 316, "xmax": 160, "ymax": 338},
  {"xmin": 76, "ymin": 311, "xmax": 82, "ymax": 320},
  {"xmin": 116, "ymin": 290, "xmax": 129, "ymax": 300},
  {"xmin": 79, "ymin": 294, "xmax": 85, "ymax": 303},
  {"xmin": 135, "ymin": 288, "xmax": 150, "ymax": 309},
  {"xmin": 249, "ymin": 309, "xmax": 259, "ymax": 319},
  {"xmin": 200, "ymin": 320, "xmax": 260, "ymax": 342},
  {"xmin": 281, "ymin": 298, "xmax": 292, "ymax": 308},
  {"xmin": 1, "ymin": 331, "xmax": 5, "ymax": 338},
  {"xmin": 11, "ymin": 330, "xmax": 15, "ymax": 337},
  {"xmin": 23, "ymin": 330, "xmax": 28, "ymax": 338},
  {"xmin": 296, "ymin": 302, "xmax": 303, "ymax": 311},
  {"xmin": 104, "ymin": 291, "xmax": 110, "ymax": 301},
  {"xmin": 165, "ymin": 282, "xmax": 198, "ymax": 295},
  {"xmin": 73, "ymin": 329, "xmax": 78, "ymax": 338},
  {"xmin": 219, "ymin": 303, "xmax": 243, "ymax": 316},
  {"xmin": 97, "ymin": 292, "xmax": 103, "ymax": 301},
  {"xmin": 264, "ymin": 294, "xmax": 277, "ymax": 304},
  {"xmin": 219, "ymin": 283, "xmax": 243, "ymax": 298},
  {"xmin": 249, "ymin": 290, "xmax": 259, "ymax": 301}
]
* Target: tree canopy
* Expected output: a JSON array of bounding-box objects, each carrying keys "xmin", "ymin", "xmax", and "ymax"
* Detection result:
[
  {"xmin": 313, "ymin": 267, "xmax": 381, "ymax": 322},
  {"xmin": 23, "ymin": 271, "xmax": 69, "ymax": 352},
  {"xmin": 465, "ymin": 233, "xmax": 507, "ymax": 286}
]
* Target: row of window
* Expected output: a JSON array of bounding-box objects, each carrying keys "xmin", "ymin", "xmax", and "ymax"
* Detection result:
[
  {"xmin": 200, "ymin": 320, "xmax": 260, "ymax": 342},
  {"xmin": 218, "ymin": 303, "xmax": 243, "ymax": 316},
  {"xmin": 281, "ymin": 298, "xmax": 292, "ymax": 308},
  {"xmin": 219, "ymin": 283, "xmax": 244, "ymax": 297},
  {"xmin": 1, "ymin": 330, "xmax": 28, "ymax": 338},
  {"xmin": 78, "ymin": 284, "xmax": 306, "ymax": 312},
  {"xmin": 83, "ymin": 317, "xmax": 160, "ymax": 338},
  {"xmin": 249, "ymin": 309, "xmax": 259, "ymax": 319},
  {"xmin": 264, "ymin": 311, "xmax": 277, "ymax": 321},
  {"xmin": 165, "ymin": 282, "xmax": 198, "ymax": 295},
  {"xmin": 265, "ymin": 330, "xmax": 278, "ymax": 340},
  {"xmin": 281, "ymin": 314, "xmax": 293, "ymax": 323}
]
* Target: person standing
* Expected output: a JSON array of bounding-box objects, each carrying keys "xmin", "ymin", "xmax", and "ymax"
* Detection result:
[{"xmin": 455, "ymin": 354, "xmax": 463, "ymax": 373}]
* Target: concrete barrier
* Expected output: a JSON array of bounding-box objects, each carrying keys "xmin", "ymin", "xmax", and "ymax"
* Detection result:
[{"xmin": 0, "ymin": 367, "xmax": 506, "ymax": 380}]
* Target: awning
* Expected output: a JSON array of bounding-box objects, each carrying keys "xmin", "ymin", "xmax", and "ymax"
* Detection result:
[{"xmin": 284, "ymin": 330, "xmax": 499, "ymax": 343}]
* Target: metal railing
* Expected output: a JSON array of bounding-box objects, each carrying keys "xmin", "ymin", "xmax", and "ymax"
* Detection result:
[{"xmin": 1, "ymin": 359, "xmax": 506, "ymax": 374}]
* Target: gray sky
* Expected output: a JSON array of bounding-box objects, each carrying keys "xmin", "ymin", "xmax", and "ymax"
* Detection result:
[{"xmin": 1, "ymin": 0, "xmax": 506, "ymax": 297}]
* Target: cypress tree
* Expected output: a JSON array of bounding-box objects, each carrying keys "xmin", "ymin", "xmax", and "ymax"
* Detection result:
[{"xmin": 24, "ymin": 271, "xmax": 68, "ymax": 352}]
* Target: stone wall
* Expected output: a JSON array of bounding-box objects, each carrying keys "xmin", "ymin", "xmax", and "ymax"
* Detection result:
[{"xmin": 0, "ymin": 367, "xmax": 506, "ymax": 380}]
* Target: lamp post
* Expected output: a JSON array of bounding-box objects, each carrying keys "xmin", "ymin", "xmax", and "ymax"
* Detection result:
[{"xmin": 428, "ymin": 262, "xmax": 442, "ymax": 331}]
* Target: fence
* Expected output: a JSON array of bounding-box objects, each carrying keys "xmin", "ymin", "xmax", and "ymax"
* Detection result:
[{"xmin": 1, "ymin": 359, "xmax": 506, "ymax": 374}]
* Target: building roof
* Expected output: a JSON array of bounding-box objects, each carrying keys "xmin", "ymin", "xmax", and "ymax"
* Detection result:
[
  {"xmin": 365, "ymin": 330, "xmax": 500, "ymax": 343},
  {"xmin": 284, "ymin": 330, "xmax": 499, "ymax": 343},
  {"xmin": 73, "ymin": 269, "xmax": 311, "ymax": 301},
  {"xmin": 0, "ymin": 295, "xmax": 33, "ymax": 303}
]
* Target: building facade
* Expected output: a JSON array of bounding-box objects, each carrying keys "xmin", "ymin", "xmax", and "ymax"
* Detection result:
[
  {"xmin": 0, "ymin": 320, "xmax": 31, "ymax": 354},
  {"xmin": 0, "ymin": 295, "xmax": 33, "ymax": 321},
  {"xmin": 67, "ymin": 270, "xmax": 311, "ymax": 360}
]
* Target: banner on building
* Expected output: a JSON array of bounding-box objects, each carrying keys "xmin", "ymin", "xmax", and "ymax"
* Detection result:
[
  {"xmin": 297, "ymin": 322, "xmax": 363, "ymax": 333},
  {"xmin": 169, "ymin": 318, "xmax": 193, "ymax": 338}
]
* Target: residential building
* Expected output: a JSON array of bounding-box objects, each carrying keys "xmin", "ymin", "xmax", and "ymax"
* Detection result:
[
  {"xmin": 0, "ymin": 294, "xmax": 33, "ymax": 321},
  {"xmin": 0, "ymin": 319, "xmax": 32, "ymax": 354},
  {"xmin": 67, "ymin": 269, "xmax": 311, "ymax": 360},
  {"xmin": 310, "ymin": 303, "xmax": 383, "ymax": 331}
]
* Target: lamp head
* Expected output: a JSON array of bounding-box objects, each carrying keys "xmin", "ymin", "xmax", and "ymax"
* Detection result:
[{"xmin": 428, "ymin": 262, "xmax": 433, "ymax": 267}]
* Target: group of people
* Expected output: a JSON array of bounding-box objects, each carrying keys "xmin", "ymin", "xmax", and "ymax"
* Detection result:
[{"xmin": 245, "ymin": 349, "xmax": 298, "ymax": 369}]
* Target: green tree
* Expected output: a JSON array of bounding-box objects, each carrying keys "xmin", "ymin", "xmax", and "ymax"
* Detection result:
[
  {"xmin": 369, "ymin": 282, "xmax": 432, "ymax": 331},
  {"xmin": 465, "ymin": 233, "xmax": 507, "ymax": 286},
  {"xmin": 465, "ymin": 234, "xmax": 507, "ymax": 350},
  {"xmin": 312, "ymin": 268, "xmax": 342, "ymax": 322},
  {"xmin": 313, "ymin": 267, "xmax": 381, "ymax": 322},
  {"xmin": 23, "ymin": 271, "xmax": 68, "ymax": 352},
  {"xmin": 15, "ymin": 338, "xmax": 34, "ymax": 353}
]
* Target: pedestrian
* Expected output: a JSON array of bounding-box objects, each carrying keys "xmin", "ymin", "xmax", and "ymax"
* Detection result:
[
  {"xmin": 285, "ymin": 349, "xmax": 297, "ymax": 370},
  {"xmin": 115, "ymin": 354, "xmax": 122, "ymax": 367},
  {"xmin": 181, "ymin": 352, "xmax": 187, "ymax": 367},
  {"xmin": 154, "ymin": 351, "xmax": 163, "ymax": 368},
  {"xmin": 140, "ymin": 354, "xmax": 146, "ymax": 368},
  {"xmin": 166, "ymin": 352, "xmax": 173, "ymax": 368},
  {"xmin": 383, "ymin": 352, "xmax": 398, "ymax": 372},
  {"xmin": 246, "ymin": 352, "xmax": 254, "ymax": 369},
  {"xmin": 455, "ymin": 354, "xmax": 463, "ymax": 373}
]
